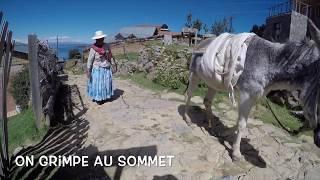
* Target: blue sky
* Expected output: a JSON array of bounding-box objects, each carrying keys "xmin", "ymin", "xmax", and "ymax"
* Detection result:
[{"xmin": 2, "ymin": 0, "xmax": 284, "ymax": 43}]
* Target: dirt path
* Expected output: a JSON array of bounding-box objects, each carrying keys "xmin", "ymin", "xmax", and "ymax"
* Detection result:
[{"xmin": 67, "ymin": 74, "xmax": 320, "ymax": 180}]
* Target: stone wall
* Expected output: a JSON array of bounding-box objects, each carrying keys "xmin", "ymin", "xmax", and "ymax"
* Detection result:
[
  {"xmin": 264, "ymin": 11, "xmax": 310, "ymax": 43},
  {"xmin": 264, "ymin": 13, "xmax": 291, "ymax": 43}
]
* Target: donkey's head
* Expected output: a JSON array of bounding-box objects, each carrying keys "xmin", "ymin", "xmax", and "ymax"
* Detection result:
[{"xmin": 299, "ymin": 20, "xmax": 320, "ymax": 147}]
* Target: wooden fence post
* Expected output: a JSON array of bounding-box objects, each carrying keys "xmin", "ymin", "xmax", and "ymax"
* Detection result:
[
  {"xmin": 0, "ymin": 22, "xmax": 8, "ymax": 65},
  {"xmin": 0, "ymin": 12, "xmax": 12, "ymax": 177},
  {"xmin": 28, "ymin": 34, "xmax": 44, "ymax": 130}
]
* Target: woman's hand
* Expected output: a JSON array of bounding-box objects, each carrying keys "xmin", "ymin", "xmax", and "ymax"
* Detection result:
[
  {"xmin": 106, "ymin": 48, "xmax": 113, "ymax": 61},
  {"xmin": 87, "ymin": 69, "xmax": 91, "ymax": 79}
]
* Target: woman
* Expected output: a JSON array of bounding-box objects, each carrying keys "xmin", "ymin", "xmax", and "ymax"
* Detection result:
[{"xmin": 87, "ymin": 30, "xmax": 114, "ymax": 105}]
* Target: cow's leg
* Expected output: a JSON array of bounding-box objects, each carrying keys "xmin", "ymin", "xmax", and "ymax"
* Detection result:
[
  {"xmin": 232, "ymin": 91, "xmax": 256, "ymax": 161},
  {"xmin": 184, "ymin": 72, "xmax": 200, "ymax": 125},
  {"xmin": 204, "ymin": 88, "xmax": 216, "ymax": 128}
]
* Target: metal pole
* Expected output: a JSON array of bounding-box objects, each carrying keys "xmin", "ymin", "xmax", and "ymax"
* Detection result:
[{"xmin": 56, "ymin": 35, "xmax": 59, "ymax": 59}]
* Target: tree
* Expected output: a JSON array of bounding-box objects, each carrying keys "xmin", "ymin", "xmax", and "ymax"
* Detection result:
[
  {"xmin": 68, "ymin": 49, "xmax": 81, "ymax": 59},
  {"xmin": 228, "ymin": 17, "xmax": 234, "ymax": 33},
  {"xmin": 211, "ymin": 17, "xmax": 234, "ymax": 36},
  {"xmin": 192, "ymin": 18, "xmax": 203, "ymax": 32},
  {"xmin": 203, "ymin": 24, "xmax": 209, "ymax": 34},
  {"xmin": 11, "ymin": 65, "xmax": 30, "ymax": 110},
  {"xmin": 250, "ymin": 24, "xmax": 266, "ymax": 37},
  {"xmin": 185, "ymin": 12, "xmax": 193, "ymax": 28}
]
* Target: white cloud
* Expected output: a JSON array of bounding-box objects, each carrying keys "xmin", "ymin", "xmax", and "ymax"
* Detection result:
[{"xmin": 38, "ymin": 35, "xmax": 89, "ymax": 44}]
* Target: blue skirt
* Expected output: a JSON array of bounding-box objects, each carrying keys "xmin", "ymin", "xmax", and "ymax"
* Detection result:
[{"xmin": 87, "ymin": 67, "xmax": 114, "ymax": 101}]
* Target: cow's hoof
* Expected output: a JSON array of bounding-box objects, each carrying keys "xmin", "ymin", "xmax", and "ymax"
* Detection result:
[
  {"xmin": 232, "ymin": 151, "xmax": 244, "ymax": 162},
  {"xmin": 184, "ymin": 116, "xmax": 192, "ymax": 126},
  {"xmin": 208, "ymin": 121, "xmax": 212, "ymax": 129},
  {"xmin": 185, "ymin": 121, "xmax": 192, "ymax": 126}
]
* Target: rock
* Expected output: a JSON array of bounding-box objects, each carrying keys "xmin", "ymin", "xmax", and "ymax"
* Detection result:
[
  {"xmin": 160, "ymin": 92, "xmax": 184, "ymax": 101},
  {"xmin": 144, "ymin": 62, "xmax": 154, "ymax": 73},
  {"xmin": 146, "ymin": 71, "xmax": 157, "ymax": 81},
  {"xmin": 303, "ymin": 167, "xmax": 320, "ymax": 180},
  {"xmin": 177, "ymin": 51, "xmax": 185, "ymax": 59},
  {"xmin": 267, "ymin": 90, "xmax": 301, "ymax": 110},
  {"xmin": 216, "ymin": 176, "xmax": 238, "ymax": 180},
  {"xmin": 299, "ymin": 134, "xmax": 314, "ymax": 144},
  {"xmin": 287, "ymin": 96, "xmax": 300, "ymax": 109},
  {"xmin": 121, "ymin": 61, "xmax": 138, "ymax": 73},
  {"xmin": 247, "ymin": 118, "xmax": 264, "ymax": 126},
  {"xmin": 179, "ymin": 57, "xmax": 188, "ymax": 66},
  {"xmin": 240, "ymin": 168, "xmax": 280, "ymax": 180},
  {"xmin": 137, "ymin": 55, "xmax": 149, "ymax": 65},
  {"xmin": 137, "ymin": 63, "xmax": 145, "ymax": 72},
  {"xmin": 192, "ymin": 96, "xmax": 203, "ymax": 105},
  {"xmin": 284, "ymin": 142, "xmax": 302, "ymax": 148}
]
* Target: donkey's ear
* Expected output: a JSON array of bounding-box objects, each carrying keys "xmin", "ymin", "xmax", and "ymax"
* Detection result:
[{"xmin": 308, "ymin": 19, "xmax": 320, "ymax": 47}]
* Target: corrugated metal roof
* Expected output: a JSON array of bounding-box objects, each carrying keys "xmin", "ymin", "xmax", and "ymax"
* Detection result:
[{"xmin": 119, "ymin": 26, "xmax": 157, "ymax": 39}]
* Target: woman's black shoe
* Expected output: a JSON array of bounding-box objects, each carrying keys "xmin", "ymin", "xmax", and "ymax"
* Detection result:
[{"xmin": 96, "ymin": 101, "xmax": 104, "ymax": 105}]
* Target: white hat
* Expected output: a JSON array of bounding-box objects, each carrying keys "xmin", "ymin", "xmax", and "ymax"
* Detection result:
[{"xmin": 92, "ymin": 30, "xmax": 107, "ymax": 40}]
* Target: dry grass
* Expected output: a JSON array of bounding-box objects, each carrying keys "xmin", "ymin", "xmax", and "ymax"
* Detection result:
[{"xmin": 11, "ymin": 57, "xmax": 29, "ymax": 65}]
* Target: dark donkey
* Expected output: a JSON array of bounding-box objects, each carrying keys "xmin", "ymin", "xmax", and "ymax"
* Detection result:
[{"xmin": 184, "ymin": 19, "xmax": 320, "ymax": 161}]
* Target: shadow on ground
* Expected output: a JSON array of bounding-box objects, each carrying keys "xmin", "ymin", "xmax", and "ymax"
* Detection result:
[
  {"xmin": 112, "ymin": 89, "xmax": 124, "ymax": 101},
  {"xmin": 178, "ymin": 105, "xmax": 266, "ymax": 168},
  {"xmin": 9, "ymin": 84, "xmax": 175, "ymax": 180},
  {"xmin": 94, "ymin": 88, "xmax": 125, "ymax": 105},
  {"xmin": 153, "ymin": 174, "xmax": 178, "ymax": 180}
]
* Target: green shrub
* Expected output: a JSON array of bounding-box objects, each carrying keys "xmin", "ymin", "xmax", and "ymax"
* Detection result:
[
  {"xmin": 71, "ymin": 66, "xmax": 85, "ymax": 75},
  {"xmin": 11, "ymin": 65, "xmax": 30, "ymax": 110},
  {"xmin": 114, "ymin": 52, "xmax": 139, "ymax": 61},
  {"xmin": 68, "ymin": 49, "xmax": 81, "ymax": 59},
  {"xmin": 150, "ymin": 46, "xmax": 190, "ymax": 89}
]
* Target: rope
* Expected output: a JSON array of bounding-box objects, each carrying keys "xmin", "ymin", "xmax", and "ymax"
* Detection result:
[
  {"xmin": 121, "ymin": 94, "xmax": 130, "ymax": 109},
  {"xmin": 265, "ymin": 98, "xmax": 303, "ymax": 136},
  {"xmin": 111, "ymin": 57, "xmax": 118, "ymax": 74},
  {"xmin": 314, "ymin": 87, "xmax": 320, "ymax": 125}
]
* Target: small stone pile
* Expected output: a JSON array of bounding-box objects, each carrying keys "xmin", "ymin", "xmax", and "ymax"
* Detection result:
[{"xmin": 117, "ymin": 44, "xmax": 193, "ymax": 89}]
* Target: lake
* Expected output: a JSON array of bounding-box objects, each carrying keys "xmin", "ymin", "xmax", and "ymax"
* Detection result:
[
  {"xmin": 55, "ymin": 43, "xmax": 89, "ymax": 60},
  {"xmin": 14, "ymin": 42, "xmax": 90, "ymax": 60}
]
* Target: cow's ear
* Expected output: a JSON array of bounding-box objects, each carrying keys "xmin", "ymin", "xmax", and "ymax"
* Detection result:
[{"xmin": 309, "ymin": 19, "xmax": 320, "ymax": 47}]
